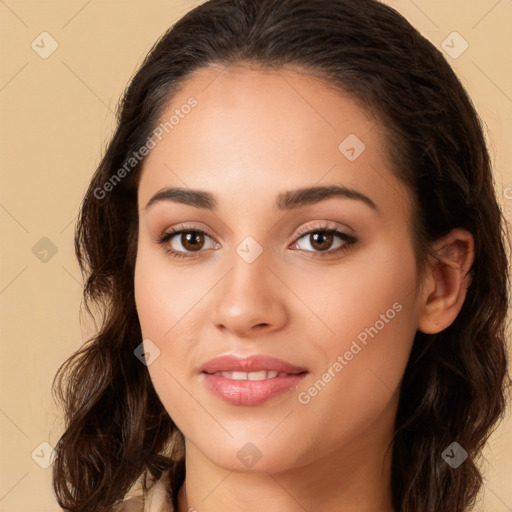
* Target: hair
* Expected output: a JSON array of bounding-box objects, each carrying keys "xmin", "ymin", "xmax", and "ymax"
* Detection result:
[{"xmin": 52, "ymin": 0, "xmax": 511, "ymax": 511}]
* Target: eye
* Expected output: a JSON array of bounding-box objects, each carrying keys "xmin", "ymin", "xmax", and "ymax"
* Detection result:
[
  {"xmin": 156, "ymin": 225, "xmax": 218, "ymax": 259},
  {"xmin": 291, "ymin": 223, "xmax": 357, "ymax": 256}
]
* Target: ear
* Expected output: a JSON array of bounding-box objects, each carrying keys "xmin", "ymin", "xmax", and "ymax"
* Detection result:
[{"xmin": 418, "ymin": 229, "xmax": 475, "ymax": 334}]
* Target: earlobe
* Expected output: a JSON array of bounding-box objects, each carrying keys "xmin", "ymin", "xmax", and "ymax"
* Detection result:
[{"xmin": 418, "ymin": 229, "xmax": 475, "ymax": 335}]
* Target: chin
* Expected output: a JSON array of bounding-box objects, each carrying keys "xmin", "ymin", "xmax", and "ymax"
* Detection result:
[{"xmin": 188, "ymin": 432, "xmax": 306, "ymax": 473}]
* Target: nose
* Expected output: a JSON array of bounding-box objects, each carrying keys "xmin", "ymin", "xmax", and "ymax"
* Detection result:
[{"xmin": 210, "ymin": 248, "xmax": 289, "ymax": 338}]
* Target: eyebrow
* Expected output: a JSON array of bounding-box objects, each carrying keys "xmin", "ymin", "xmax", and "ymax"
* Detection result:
[{"xmin": 144, "ymin": 184, "xmax": 378, "ymax": 212}]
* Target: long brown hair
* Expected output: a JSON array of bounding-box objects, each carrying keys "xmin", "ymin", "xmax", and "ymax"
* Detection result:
[{"xmin": 52, "ymin": 1, "xmax": 511, "ymax": 511}]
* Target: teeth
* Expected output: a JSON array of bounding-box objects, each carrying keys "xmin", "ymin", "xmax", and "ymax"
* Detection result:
[
  {"xmin": 213, "ymin": 370, "xmax": 284, "ymax": 380},
  {"xmin": 248, "ymin": 370, "xmax": 268, "ymax": 381},
  {"xmin": 232, "ymin": 371, "xmax": 249, "ymax": 380}
]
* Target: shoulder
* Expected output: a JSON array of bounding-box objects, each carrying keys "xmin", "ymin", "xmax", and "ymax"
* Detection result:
[{"xmin": 113, "ymin": 469, "xmax": 175, "ymax": 512}]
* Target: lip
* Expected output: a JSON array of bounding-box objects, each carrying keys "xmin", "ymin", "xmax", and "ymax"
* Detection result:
[
  {"xmin": 200, "ymin": 354, "xmax": 308, "ymax": 374},
  {"xmin": 200, "ymin": 355, "xmax": 308, "ymax": 406}
]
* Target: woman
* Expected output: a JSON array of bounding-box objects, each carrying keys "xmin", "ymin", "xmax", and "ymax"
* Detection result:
[{"xmin": 52, "ymin": 0, "xmax": 510, "ymax": 511}]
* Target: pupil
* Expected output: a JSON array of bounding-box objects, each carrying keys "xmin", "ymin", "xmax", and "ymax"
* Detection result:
[
  {"xmin": 311, "ymin": 232, "xmax": 332, "ymax": 251},
  {"xmin": 183, "ymin": 232, "xmax": 203, "ymax": 251}
]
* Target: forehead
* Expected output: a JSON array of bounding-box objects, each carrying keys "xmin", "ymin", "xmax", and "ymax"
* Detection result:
[{"xmin": 137, "ymin": 65, "xmax": 411, "ymax": 224}]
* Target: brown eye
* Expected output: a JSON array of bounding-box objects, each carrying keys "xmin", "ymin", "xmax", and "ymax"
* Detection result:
[
  {"xmin": 294, "ymin": 228, "xmax": 353, "ymax": 253},
  {"xmin": 308, "ymin": 231, "xmax": 335, "ymax": 251},
  {"xmin": 158, "ymin": 228, "xmax": 217, "ymax": 258},
  {"xmin": 179, "ymin": 232, "xmax": 205, "ymax": 252}
]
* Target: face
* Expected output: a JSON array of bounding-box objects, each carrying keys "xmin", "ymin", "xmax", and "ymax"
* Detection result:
[{"xmin": 134, "ymin": 65, "xmax": 426, "ymax": 473}]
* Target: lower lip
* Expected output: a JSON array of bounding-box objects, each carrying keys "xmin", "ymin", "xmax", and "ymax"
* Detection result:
[{"xmin": 202, "ymin": 372, "xmax": 307, "ymax": 406}]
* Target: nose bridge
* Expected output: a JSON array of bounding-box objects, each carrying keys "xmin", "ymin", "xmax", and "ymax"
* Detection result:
[
  {"xmin": 225, "ymin": 239, "xmax": 272, "ymax": 312},
  {"xmin": 211, "ymin": 236, "xmax": 288, "ymax": 335}
]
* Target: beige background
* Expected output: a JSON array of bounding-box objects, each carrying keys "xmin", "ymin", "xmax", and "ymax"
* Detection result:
[{"xmin": 0, "ymin": 1, "xmax": 511, "ymax": 510}]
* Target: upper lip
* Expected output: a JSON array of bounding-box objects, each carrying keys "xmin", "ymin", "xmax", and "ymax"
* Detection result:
[{"xmin": 200, "ymin": 355, "xmax": 308, "ymax": 374}]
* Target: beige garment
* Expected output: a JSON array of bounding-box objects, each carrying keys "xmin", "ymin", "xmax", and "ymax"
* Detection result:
[{"xmin": 113, "ymin": 469, "xmax": 175, "ymax": 512}]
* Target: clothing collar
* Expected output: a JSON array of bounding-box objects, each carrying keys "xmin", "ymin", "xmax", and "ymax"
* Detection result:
[{"xmin": 115, "ymin": 469, "xmax": 175, "ymax": 512}]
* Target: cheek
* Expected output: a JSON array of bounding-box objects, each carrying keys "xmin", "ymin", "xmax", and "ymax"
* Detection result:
[
  {"xmin": 133, "ymin": 242, "xmax": 215, "ymax": 411},
  {"xmin": 293, "ymin": 240, "xmax": 419, "ymax": 434},
  {"xmin": 134, "ymin": 241, "xmax": 203, "ymax": 339},
  {"xmin": 291, "ymin": 236, "xmax": 419, "ymax": 351},
  {"xmin": 134, "ymin": 249, "xmax": 200, "ymax": 431}
]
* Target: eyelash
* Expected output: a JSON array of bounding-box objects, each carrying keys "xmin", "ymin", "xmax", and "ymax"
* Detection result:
[{"xmin": 156, "ymin": 223, "xmax": 357, "ymax": 260}]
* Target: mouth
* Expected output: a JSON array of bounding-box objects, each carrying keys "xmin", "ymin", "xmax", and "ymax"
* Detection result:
[{"xmin": 199, "ymin": 354, "xmax": 309, "ymax": 406}]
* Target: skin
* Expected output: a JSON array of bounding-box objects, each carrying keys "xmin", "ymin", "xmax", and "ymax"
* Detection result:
[{"xmin": 134, "ymin": 64, "xmax": 474, "ymax": 512}]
